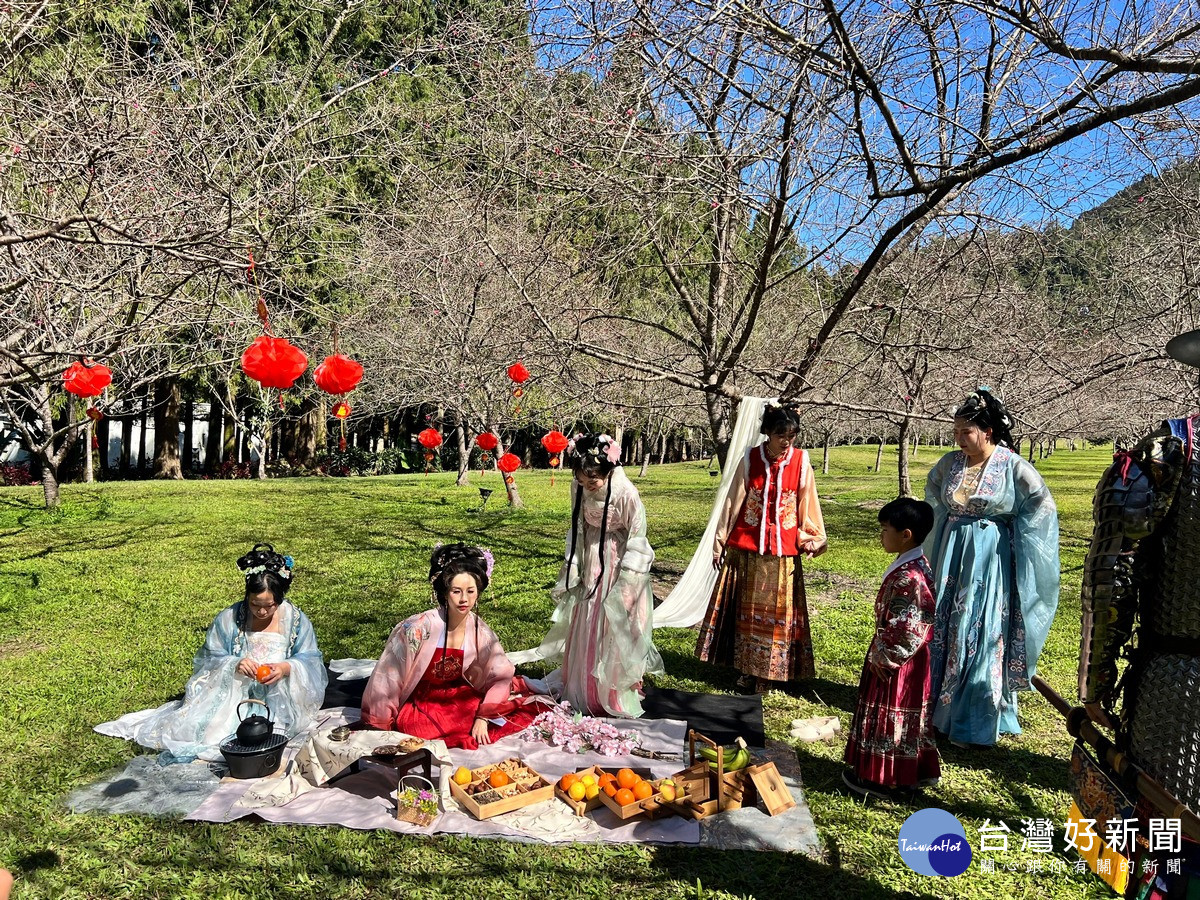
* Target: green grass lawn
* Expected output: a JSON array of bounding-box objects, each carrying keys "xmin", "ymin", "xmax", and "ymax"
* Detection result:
[{"xmin": 0, "ymin": 445, "xmax": 1114, "ymax": 899}]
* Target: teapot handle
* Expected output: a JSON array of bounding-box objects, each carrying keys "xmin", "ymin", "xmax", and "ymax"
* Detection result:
[{"xmin": 237, "ymin": 698, "xmax": 273, "ymax": 723}]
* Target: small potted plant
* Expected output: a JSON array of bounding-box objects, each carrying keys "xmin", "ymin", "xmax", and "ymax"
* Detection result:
[{"xmin": 395, "ymin": 775, "xmax": 438, "ymax": 827}]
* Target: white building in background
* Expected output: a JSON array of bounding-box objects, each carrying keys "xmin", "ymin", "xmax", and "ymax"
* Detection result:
[{"xmin": 0, "ymin": 402, "xmax": 260, "ymax": 472}]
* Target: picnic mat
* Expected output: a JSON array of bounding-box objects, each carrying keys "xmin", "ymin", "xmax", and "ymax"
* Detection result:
[
  {"xmin": 186, "ymin": 708, "xmax": 700, "ymax": 844},
  {"xmin": 74, "ymin": 708, "xmax": 818, "ymax": 854},
  {"xmin": 322, "ymin": 671, "xmax": 765, "ymax": 749}
]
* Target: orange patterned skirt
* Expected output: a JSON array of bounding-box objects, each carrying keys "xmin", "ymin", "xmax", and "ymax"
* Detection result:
[{"xmin": 695, "ymin": 547, "xmax": 815, "ymax": 682}]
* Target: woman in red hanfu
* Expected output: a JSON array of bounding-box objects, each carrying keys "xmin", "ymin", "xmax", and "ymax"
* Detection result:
[
  {"xmin": 360, "ymin": 544, "xmax": 551, "ymax": 749},
  {"xmin": 843, "ymin": 498, "xmax": 941, "ymax": 797},
  {"xmin": 696, "ymin": 402, "xmax": 827, "ymax": 692}
]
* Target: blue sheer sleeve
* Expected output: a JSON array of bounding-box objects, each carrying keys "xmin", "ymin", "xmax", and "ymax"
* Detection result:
[{"xmin": 1007, "ymin": 456, "xmax": 1061, "ymax": 689}]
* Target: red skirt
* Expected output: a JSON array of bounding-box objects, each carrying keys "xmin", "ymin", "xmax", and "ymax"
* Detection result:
[
  {"xmin": 843, "ymin": 645, "xmax": 940, "ymax": 789},
  {"xmin": 393, "ymin": 649, "xmax": 544, "ymax": 750}
]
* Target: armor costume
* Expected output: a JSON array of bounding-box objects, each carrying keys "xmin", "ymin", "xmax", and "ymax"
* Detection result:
[{"xmin": 1079, "ymin": 415, "xmax": 1199, "ymax": 813}]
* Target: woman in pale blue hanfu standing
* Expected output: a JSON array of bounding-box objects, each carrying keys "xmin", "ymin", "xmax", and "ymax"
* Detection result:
[{"xmin": 925, "ymin": 389, "xmax": 1060, "ymax": 747}]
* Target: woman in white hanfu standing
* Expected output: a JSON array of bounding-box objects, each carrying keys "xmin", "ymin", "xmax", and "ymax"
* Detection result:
[
  {"xmin": 96, "ymin": 544, "xmax": 327, "ymax": 761},
  {"xmin": 518, "ymin": 433, "xmax": 664, "ymax": 717}
]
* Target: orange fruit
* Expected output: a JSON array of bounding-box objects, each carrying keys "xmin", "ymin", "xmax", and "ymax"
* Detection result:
[
  {"xmin": 602, "ymin": 783, "xmax": 617, "ymax": 797},
  {"xmin": 568, "ymin": 782, "xmax": 587, "ymax": 801},
  {"xmin": 632, "ymin": 781, "xmax": 654, "ymax": 801},
  {"xmin": 614, "ymin": 788, "xmax": 636, "ymax": 806},
  {"xmin": 597, "ymin": 772, "xmax": 617, "ymax": 790},
  {"xmin": 487, "ymin": 770, "xmax": 510, "ymax": 788},
  {"xmin": 255, "ymin": 664, "xmax": 272, "ymax": 683},
  {"xmin": 559, "ymin": 773, "xmax": 579, "ymax": 792},
  {"xmin": 452, "ymin": 766, "xmax": 472, "ymax": 786},
  {"xmin": 616, "ymin": 768, "xmax": 638, "ymax": 790}
]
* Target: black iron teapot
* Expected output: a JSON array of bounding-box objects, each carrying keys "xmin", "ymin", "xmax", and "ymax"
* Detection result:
[{"xmin": 236, "ymin": 699, "xmax": 275, "ymax": 746}]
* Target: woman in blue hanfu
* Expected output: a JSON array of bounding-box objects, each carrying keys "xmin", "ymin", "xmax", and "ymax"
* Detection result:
[
  {"xmin": 924, "ymin": 389, "xmax": 1060, "ymax": 748},
  {"xmin": 96, "ymin": 544, "xmax": 327, "ymax": 761}
]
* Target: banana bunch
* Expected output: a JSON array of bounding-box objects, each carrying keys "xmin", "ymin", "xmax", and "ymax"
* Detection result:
[{"xmin": 698, "ymin": 736, "xmax": 750, "ymax": 771}]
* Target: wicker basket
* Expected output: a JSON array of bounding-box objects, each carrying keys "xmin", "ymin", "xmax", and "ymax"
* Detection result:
[{"xmin": 395, "ymin": 774, "xmax": 438, "ymax": 827}]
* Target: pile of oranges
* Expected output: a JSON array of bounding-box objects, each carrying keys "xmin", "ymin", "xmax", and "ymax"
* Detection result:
[{"xmin": 564, "ymin": 767, "xmax": 655, "ymax": 806}]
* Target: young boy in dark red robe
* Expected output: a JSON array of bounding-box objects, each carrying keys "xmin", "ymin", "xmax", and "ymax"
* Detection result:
[{"xmin": 843, "ymin": 497, "xmax": 941, "ymax": 797}]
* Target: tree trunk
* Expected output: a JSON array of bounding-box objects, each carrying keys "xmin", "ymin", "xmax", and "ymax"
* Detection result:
[
  {"xmin": 455, "ymin": 417, "xmax": 470, "ymax": 486},
  {"xmin": 638, "ymin": 424, "xmax": 655, "ymax": 477},
  {"xmin": 658, "ymin": 429, "xmax": 668, "ymax": 465},
  {"xmin": 498, "ymin": 434, "xmax": 523, "ymax": 508},
  {"xmin": 874, "ymin": 437, "xmax": 885, "ymax": 473},
  {"xmin": 182, "ymin": 399, "xmax": 195, "ymax": 475},
  {"xmin": 83, "ymin": 418, "xmax": 94, "ymax": 483},
  {"xmin": 138, "ymin": 386, "xmax": 150, "ymax": 474},
  {"xmin": 96, "ymin": 415, "xmax": 111, "ymax": 479},
  {"xmin": 206, "ymin": 392, "xmax": 223, "ymax": 472},
  {"xmin": 705, "ymin": 394, "xmax": 734, "ymax": 468},
  {"xmin": 293, "ymin": 395, "xmax": 324, "ymax": 468},
  {"xmin": 822, "ymin": 431, "xmax": 831, "ymax": 475},
  {"xmin": 256, "ymin": 422, "xmax": 270, "ymax": 480},
  {"xmin": 153, "ymin": 377, "xmax": 183, "ymax": 479},
  {"xmin": 119, "ymin": 411, "xmax": 133, "ymax": 477},
  {"xmin": 223, "ymin": 384, "xmax": 238, "ymax": 466},
  {"xmin": 897, "ymin": 415, "xmax": 914, "ymax": 498}
]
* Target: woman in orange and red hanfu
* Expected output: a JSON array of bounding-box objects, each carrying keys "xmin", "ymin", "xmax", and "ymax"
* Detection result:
[
  {"xmin": 696, "ymin": 402, "xmax": 827, "ymax": 693},
  {"xmin": 361, "ymin": 544, "xmax": 551, "ymax": 749}
]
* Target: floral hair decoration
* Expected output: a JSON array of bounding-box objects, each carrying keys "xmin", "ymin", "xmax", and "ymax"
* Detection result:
[
  {"xmin": 236, "ymin": 543, "xmax": 293, "ymax": 583},
  {"xmin": 566, "ymin": 432, "xmax": 621, "ymax": 469}
]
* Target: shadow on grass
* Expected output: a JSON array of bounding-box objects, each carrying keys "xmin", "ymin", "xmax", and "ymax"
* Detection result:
[{"xmin": 653, "ymin": 846, "xmax": 936, "ymax": 899}]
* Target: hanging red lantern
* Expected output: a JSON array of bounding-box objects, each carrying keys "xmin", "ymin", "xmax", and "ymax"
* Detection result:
[
  {"xmin": 418, "ymin": 428, "xmax": 443, "ymax": 449},
  {"xmin": 62, "ymin": 361, "xmax": 112, "ymax": 398},
  {"xmin": 475, "ymin": 433, "xmax": 498, "ymax": 451},
  {"xmin": 541, "ymin": 431, "xmax": 569, "ymax": 455},
  {"xmin": 541, "ymin": 431, "xmax": 569, "ymax": 483},
  {"xmin": 497, "ymin": 452, "xmax": 521, "ymax": 474},
  {"xmin": 333, "ymin": 401, "xmax": 352, "ymax": 419},
  {"xmin": 241, "ymin": 336, "xmax": 308, "ymax": 390},
  {"xmin": 506, "ymin": 362, "xmax": 530, "ymax": 384},
  {"xmin": 313, "ymin": 354, "xmax": 363, "ymax": 395}
]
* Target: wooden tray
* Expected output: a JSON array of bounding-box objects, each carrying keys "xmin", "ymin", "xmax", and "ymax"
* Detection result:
[
  {"xmin": 593, "ymin": 765, "xmax": 676, "ymax": 821},
  {"xmin": 448, "ymin": 759, "xmax": 555, "ymax": 820},
  {"xmin": 554, "ymin": 765, "xmax": 606, "ymax": 817},
  {"xmin": 747, "ymin": 762, "xmax": 795, "ymax": 816}
]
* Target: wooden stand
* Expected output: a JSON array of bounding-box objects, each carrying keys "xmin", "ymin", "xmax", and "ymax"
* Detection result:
[{"xmin": 746, "ymin": 762, "xmax": 795, "ymax": 816}]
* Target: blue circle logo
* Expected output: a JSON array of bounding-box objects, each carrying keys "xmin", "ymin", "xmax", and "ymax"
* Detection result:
[{"xmin": 898, "ymin": 808, "xmax": 972, "ymax": 876}]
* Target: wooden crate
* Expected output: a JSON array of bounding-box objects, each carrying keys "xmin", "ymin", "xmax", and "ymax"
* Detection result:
[
  {"xmin": 553, "ymin": 765, "xmax": 606, "ymax": 817},
  {"xmin": 593, "ymin": 766, "xmax": 677, "ymax": 821},
  {"xmin": 666, "ymin": 730, "xmax": 757, "ymax": 820},
  {"xmin": 448, "ymin": 759, "xmax": 555, "ymax": 820}
]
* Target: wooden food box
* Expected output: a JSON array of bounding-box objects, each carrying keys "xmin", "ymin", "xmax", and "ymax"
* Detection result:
[
  {"xmin": 448, "ymin": 758, "xmax": 554, "ymax": 820},
  {"xmin": 554, "ymin": 765, "xmax": 606, "ymax": 817},
  {"xmin": 592, "ymin": 765, "xmax": 677, "ymax": 821},
  {"xmin": 668, "ymin": 730, "xmax": 757, "ymax": 820}
]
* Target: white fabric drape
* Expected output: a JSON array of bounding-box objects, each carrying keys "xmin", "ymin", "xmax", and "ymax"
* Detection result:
[{"xmin": 651, "ymin": 396, "xmax": 772, "ymax": 628}]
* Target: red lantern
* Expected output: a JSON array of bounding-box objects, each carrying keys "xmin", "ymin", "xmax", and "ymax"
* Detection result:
[
  {"xmin": 541, "ymin": 431, "xmax": 569, "ymax": 454},
  {"xmin": 313, "ymin": 354, "xmax": 363, "ymax": 395},
  {"xmin": 62, "ymin": 361, "xmax": 112, "ymax": 398},
  {"xmin": 418, "ymin": 427, "xmax": 443, "ymax": 449},
  {"xmin": 475, "ymin": 433, "xmax": 498, "ymax": 451},
  {"xmin": 241, "ymin": 336, "xmax": 308, "ymax": 390},
  {"xmin": 333, "ymin": 401, "xmax": 351, "ymax": 419},
  {"xmin": 497, "ymin": 452, "xmax": 521, "ymax": 474},
  {"xmin": 506, "ymin": 362, "xmax": 530, "ymax": 384}
]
